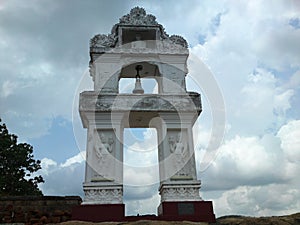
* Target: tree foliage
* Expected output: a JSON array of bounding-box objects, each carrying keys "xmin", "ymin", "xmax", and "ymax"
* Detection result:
[{"xmin": 0, "ymin": 118, "xmax": 44, "ymax": 196}]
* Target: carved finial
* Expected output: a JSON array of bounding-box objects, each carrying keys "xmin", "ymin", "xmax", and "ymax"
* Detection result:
[
  {"xmin": 130, "ymin": 7, "xmax": 146, "ymax": 17},
  {"xmin": 119, "ymin": 6, "xmax": 158, "ymax": 26}
]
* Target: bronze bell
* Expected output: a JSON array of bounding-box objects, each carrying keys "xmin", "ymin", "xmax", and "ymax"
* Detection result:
[{"xmin": 132, "ymin": 65, "xmax": 144, "ymax": 94}]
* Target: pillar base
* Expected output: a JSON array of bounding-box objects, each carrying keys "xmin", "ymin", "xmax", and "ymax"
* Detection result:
[
  {"xmin": 82, "ymin": 182, "xmax": 123, "ymax": 204},
  {"xmin": 72, "ymin": 204, "xmax": 125, "ymax": 222},
  {"xmin": 159, "ymin": 181, "xmax": 202, "ymax": 202},
  {"xmin": 158, "ymin": 201, "xmax": 216, "ymax": 222}
]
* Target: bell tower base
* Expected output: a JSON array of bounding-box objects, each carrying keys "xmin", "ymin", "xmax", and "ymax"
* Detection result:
[
  {"xmin": 158, "ymin": 201, "xmax": 216, "ymax": 222},
  {"xmin": 72, "ymin": 204, "xmax": 125, "ymax": 222},
  {"xmin": 71, "ymin": 202, "xmax": 215, "ymax": 223}
]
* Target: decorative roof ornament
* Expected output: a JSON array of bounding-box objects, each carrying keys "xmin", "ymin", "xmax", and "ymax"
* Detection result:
[
  {"xmin": 90, "ymin": 7, "xmax": 188, "ymax": 51},
  {"xmin": 119, "ymin": 7, "xmax": 158, "ymax": 26},
  {"xmin": 169, "ymin": 35, "xmax": 188, "ymax": 49},
  {"xmin": 90, "ymin": 34, "xmax": 116, "ymax": 48}
]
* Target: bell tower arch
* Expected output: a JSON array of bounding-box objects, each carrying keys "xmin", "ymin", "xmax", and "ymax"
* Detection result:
[{"xmin": 75, "ymin": 7, "xmax": 215, "ymax": 222}]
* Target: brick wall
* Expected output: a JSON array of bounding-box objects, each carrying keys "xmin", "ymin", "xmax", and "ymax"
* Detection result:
[{"xmin": 0, "ymin": 196, "xmax": 82, "ymax": 224}]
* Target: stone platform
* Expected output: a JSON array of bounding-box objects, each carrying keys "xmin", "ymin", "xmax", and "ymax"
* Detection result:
[
  {"xmin": 72, "ymin": 204, "xmax": 125, "ymax": 222},
  {"xmin": 158, "ymin": 201, "xmax": 215, "ymax": 222},
  {"xmin": 0, "ymin": 195, "xmax": 82, "ymax": 224},
  {"xmin": 71, "ymin": 201, "xmax": 215, "ymax": 223}
]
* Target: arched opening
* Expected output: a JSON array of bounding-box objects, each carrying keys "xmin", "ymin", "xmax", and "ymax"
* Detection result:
[
  {"xmin": 118, "ymin": 62, "xmax": 161, "ymax": 94},
  {"xmin": 119, "ymin": 78, "xmax": 158, "ymax": 94},
  {"xmin": 123, "ymin": 128, "xmax": 160, "ymax": 216}
]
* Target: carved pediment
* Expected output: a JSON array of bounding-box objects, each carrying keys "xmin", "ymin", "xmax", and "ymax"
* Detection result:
[{"xmin": 90, "ymin": 7, "xmax": 189, "ymax": 51}]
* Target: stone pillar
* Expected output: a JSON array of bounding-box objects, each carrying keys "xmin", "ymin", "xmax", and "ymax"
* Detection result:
[
  {"xmin": 94, "ymin": 55, "xmax": 122, "ymax": 93},
  {"xmin": 154, "ymin": 64, "xmax": 182, "ymax": 93},
  {"xmin": 157, "ymin": 113, "xmax": 206, "ymax": 219},
  {"xmin": 82, "ymin": 113, "xmax": 124, "ymax": 205}
]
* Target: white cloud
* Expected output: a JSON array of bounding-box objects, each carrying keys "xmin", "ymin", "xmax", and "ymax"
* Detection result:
[
  {"xmin": 39, "ymin": 153, "xmax": 85, "ymax": 196},
  {"xmin": 238, "ymin": 70, "xmax": 277, "ymax": 128},
  {"xmin": 123, "ymin": 128, "xmax": 160, "ymax": 186},
  {"xmin": 123, "ymin": 166, "xmax": 159, "ymax": 187},
  {"xmin": 124, "ymin": 128, "xmax": 158, "ymax": 167},
  {"xmin": 1, "ymin": 80, "xmax": 18, "ymax": 97},
  {"xmin": 288, "ymin": 70, "xmax": 300, "ymax": 89},
  {"xmin": 221, "ymin": 67, "xmax": 295, "ymax": 135},
  {"xmin": 277, "ymin": 120, "xmax": 300, "ymax": 163},
  {"xmin": 189, "ymin": 0, "xmax": 299, "ymax": 136},
  {"xmin": 125, "ymin": 192, "xmax": 160, "ymax": 216},
  {"xmin": 199, "ymin": 134, "xmax": 285, "ymax": 191},
  {"xmin": 199, "ymin": 119, "xmax": 300, "ymax": 216},
  {"xmin": 0, "ymin": 0, "xmax": 131, "ymax": 140},
  {"xmin": 61, "ymin": 151, "xmax": 85, "ymax": 167},
  {"xmin": 274, "ymin": 89, "xmax": 294, "ymax": 114},
  {"xmin": 253, "ymin": 20, "xmax": 300, "ymax": 70},
  {"xmin": 40, "ymin": 158, "xmax": 57, "ymax": 175},
  {"xmin": 212, "ymin": 184, "xmax": 300, "ymax": 217}
]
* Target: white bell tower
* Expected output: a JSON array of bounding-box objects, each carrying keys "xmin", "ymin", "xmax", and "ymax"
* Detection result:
[{"xmin": 73, "ymin": 7, "xmax": 215, "ymax": 223}]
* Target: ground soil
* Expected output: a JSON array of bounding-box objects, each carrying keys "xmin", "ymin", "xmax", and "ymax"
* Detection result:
[{"xmin": 59, "ymin": 212, "xmax": 300, "ymax": 225}]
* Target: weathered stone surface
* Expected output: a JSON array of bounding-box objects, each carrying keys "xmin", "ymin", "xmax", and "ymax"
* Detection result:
[
  {"xmin": 53, "ymin": 210, "xmax": 65, "ymax": 217},
  {"xmin": 0, "ymin": 196, "xmax": 81, "ymax": 224},
  {"xmin": 39, "ymin": 215, "xmax": 48, "ymax": 223},
  {"xmin": 52, "ymin": 216, "xmax": 62, "ymax": 223},
  {"xmin": 79, "ymin": 92, "xmax": 201, "ymax": 112}
]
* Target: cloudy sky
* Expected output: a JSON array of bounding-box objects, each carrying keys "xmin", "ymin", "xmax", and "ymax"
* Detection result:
[{"xmin": 1, "ymin": 0, "xmax": 300, "ymax": 217}]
